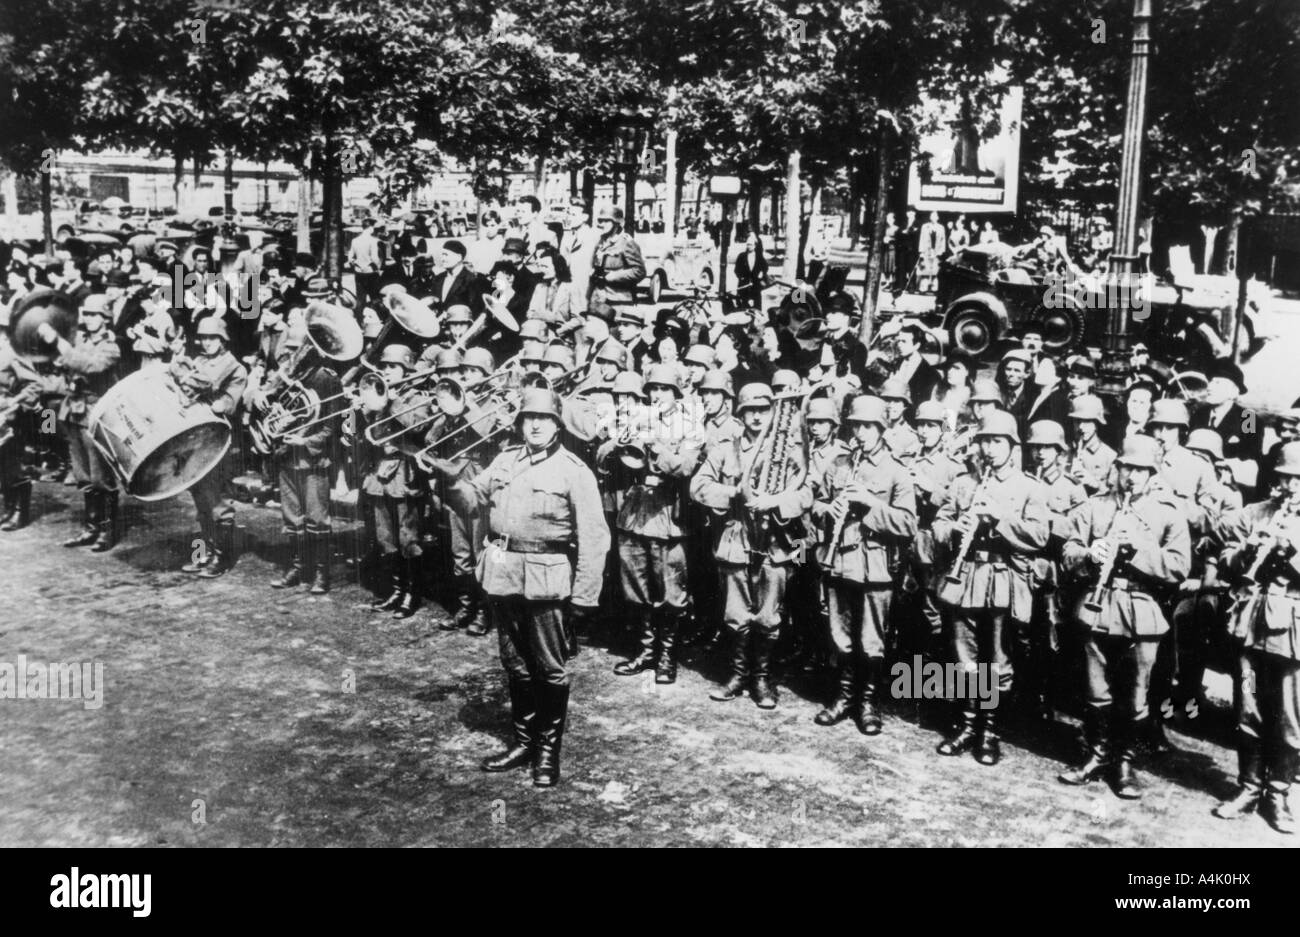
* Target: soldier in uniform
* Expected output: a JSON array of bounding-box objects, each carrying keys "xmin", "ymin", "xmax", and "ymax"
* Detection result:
[
  {"xmin": 905, "ymin": 401, "xmax": 964, "ymax": 654},
  {"xmin": 0, "ymin": 299, "xmax": 52, "ymax": 532},
  {"xmin": 263, "ymin": 328, "xmax": 344, "ymax": 594},
  {"xmin": 358, "ymin": 344, "xmax": 430, "ymax": 619},
  {"xmin": 172, "ymin": 317, "xmax": 249, "ymax": 577},
  {"xmin": 1022, "ymin": 420, "xmax": 1086, "ymax": 719},
  {"xmin": 933, "ymin": 411, "xmax": 1050, "ymax": 765},
  {"xmin": 810, "ymin": 395, "xmax": 917, "ymax": 734},
  {"xmin": 1058, "ymin": 435, "xmax": 1191, "ymax": 799},
  {"xmin": 691, "ymin": 383, "xmax": 811, "ymax": 709},
  {"xmin": 588, "ymin": 206, "xmax": 646, "ymax": 314},
  {"xmin": 1067, "ymin": 394, "xmax": 1116, "ymax": 495},
  {"xmin": 698, "ymin": 370, "xmax": 742, "ymax": 449},
  {"xmin": 879, "ymin": 378, "xmax": 920, "ymax": 461},
  {"xmin": 1212, "ymin": 441, "xmax": 1300, "ymax": 833},
  {"xmin": 35, "ymin": 291, "xmax": 121, "ymax": 552},
  {"xmin": 608, "ymin": 363, "xmax": 704, "ymax": 684},
  {"xmin": 432, "ymin": 388, "xmax": 610, "ymax": 788}
]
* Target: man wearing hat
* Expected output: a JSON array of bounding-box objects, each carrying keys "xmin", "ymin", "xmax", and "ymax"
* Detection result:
[
  {"xmin": 691, "ymin": 383, "xmax": 812, "ymax": 709},
  {"xmin": 260, "ymin": 325, "xmax": 344, "ymax": 594},
  {"xmin": 429, "ymin": 240, "xmax": 485, "ymax": 315},
  {"xmin": 1022, "ymin": 419, "xmax": 1087, "ymax": 720},
  {"xmin": 1192, "ymin": 358, "xmax": 1261, "ymax": 469},
  {"xmin": 1067, "ymin": 394, "xmax": 1116, "ymax": 494},
  {"xmin": 1148, "ymin": 398, "xmax": 1219, "ymax": 536},
  {"xmin": 1060, "ymin": 435, "xmax": 1191, "ymax": 799},
  {"xmin": 358, "ymin": 343, "xmax": 429, "ymax": 618},
  {"xmin": 34, "ymin": 290, "xmax": 122, "ymax": 552},
  {"xmin": 879, "ymin": 378, "xmax": 919, "ymax": 461},
  {"xmin": 810, "ymin": 395, "xmax": 917, "ymax": 734},
  {"xmin": 997, "ymin": 348, "xmax": 1034, "ymax": 434},
  {"xmin": 1212, "ymin": 441, "xmax": 1300, "ymax": 832},
  {"xmin": 683, "ymin": 344, "xmax": 716, "ymax": 393},
  {"xmin": 432, "ymin": 387, "xmax": 610, "ymax": 788},
  {"xmin": 905, "ymin": 400, "xmax": 966, "ymax": 653},
  {"xmin": 277, "ymin": 251, "xmax": 319, "ymax": 310},
  {"xmin": 606, "ymin": 363, "xmax": 704, "ymax": 685},
  {"xmin": 589, "ymin": 206, "xmax": 645, "ymax": 313},
  {"xmin": 933, "ymin": 410, "xmax": 1050, "ymax": 765},
  {"xmin": 1063, "ymin": 354, "xmax": 1097, "ymax": 400},
  {"xmin": 169, "ymin": 315, "xmax": 249, "ymax": 576},
  {"xmin": 0, "ymin": 300, "xmax": 45, "ymax": 532}
]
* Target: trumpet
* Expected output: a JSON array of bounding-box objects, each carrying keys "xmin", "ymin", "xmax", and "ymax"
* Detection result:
[
  {"xmin": 1244, "ymin": 494, "xmax": 1300, "ymax": 584},
  {"xmin": 363, "ymin": 353, "xmax": 525, "ymax": 446}
]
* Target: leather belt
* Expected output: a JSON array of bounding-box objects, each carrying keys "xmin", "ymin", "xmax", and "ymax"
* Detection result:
[
  {"xmin": 1108, "ymin": 576, "xmax": 1150, "ymax": 595},
  {"xmin": 969, "ymin": 551, "xmax": 1010, "ymax": 563},
  {"xmin": 487, "ymin": 532, "xmax": 571, "ymax": 554}
]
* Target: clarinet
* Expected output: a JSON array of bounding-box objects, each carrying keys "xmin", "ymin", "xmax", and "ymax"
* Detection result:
[
  {"xmin": 1080, "ymin": 491, "xmax": 1134, "ymax": 623},
  {"xmin": 825, "ymin": 445, "xmax": 865, "ymax": 561},
  {"xmin": 939, "ymin": 465, "xmax": 991, "ymax": 603},
  {"xmin": 1244, "ymin": 495, "xmax": 1300, "ymax": 585}
]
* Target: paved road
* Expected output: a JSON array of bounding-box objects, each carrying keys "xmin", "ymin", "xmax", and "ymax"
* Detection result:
[{"xmin": 0, "ymin": 482, "xmax": 1288, "ymax": 847}]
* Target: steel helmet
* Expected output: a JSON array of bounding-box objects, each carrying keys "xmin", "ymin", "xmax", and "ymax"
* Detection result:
[
  {"xmin": 443, "ymin": 304, "xmax": 474, "ymax": 324},
  {"xmin": 879, "ymin": 378, "xmax": 911, "ymax": 403},
  {"xmin": 975, "ymin": 410, "xmax": 1020, "ymax": 443},
  {"xmin": 1149, "ymin": 398, "xmax": 1190, "ymax": 427},
  {"xmin": 1026, "ymin": 420, "xmax": 1068, "ymax": 450},
  {"xmin": 771, "ymin": 369, "xmax": 800, "ymax": 392},
  {"xmin": 1117, "ymin": 435, "xmax": 1162, "ymax": 470},
  {"xmin": 913, "ymin": 401, "xmax": 946, "ymax": 425},
  {"xmin": 1186, "ymin": 428, "xmax": 1225, "ymax": 461},
  {"xmin": 805, "ymin": 397, "xmax": 840, "ymax": 425},
  {"xmin": 684, "ymin": 344, "xmax": 716, "ymax": 368},
  {"xmin": 846, "ymin": 395, "xmax": 888, "ymax": 427},
  {"xmin": 970, "ymin": 379, "xmax": 1003, "ymax": 405},
  {"xmin": 698, "ymin": 370, "xmax": 734, "ymax": 398},
  {"xmin": 519, "ymin": 319, "xmax": 551, "ymax": 341},
  {"xmin": 195, "ymin": 317, "xmax": 229, "ymax": 342},
  {"xmin": 542, "ymin": 343, "xmax": 575, "ymax": 369},
  {"xmin": 516, "ymin": 387, "xmax": 563, "ymax": 422},
  {"xmin": 1068, "ymin": 394, "xmax": 1106, "ymax": 422},
  {"xmin": 736, "ymin": 383, "xmax": 774, "ymax": 411},
  {"xmin": 595, "ymin": 338, "xmax": 629, "ymax": 368},
  {"xmin": 644, "ymin": 362, "xmax": 683, "ymax": 397},
  {"xmin": 435, "ymin": 348, "xmax": 463, "ymax": 371},
  {"xmin": 379, "ymin": 343, "xmax": 415, "ymax": 369},
  {"xmin": 611, "ymin": 372, "xmax": 645, "ymax": 398},
  {"xmin": 462, "ymin": 347, "xmax": 494, "ymax": 374},
  {"xmin": 1274, "ymin": 441, "xmax": 1300, "ymax": 477}
]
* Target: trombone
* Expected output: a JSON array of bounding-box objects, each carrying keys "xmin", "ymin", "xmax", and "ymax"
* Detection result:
[{"xmin": 362, "ymin": 351, "xmax": 524, "ymax": 446}]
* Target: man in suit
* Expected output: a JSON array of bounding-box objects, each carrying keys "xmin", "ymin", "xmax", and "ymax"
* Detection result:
[
  {"xmin": 558, "ymin": 199, "xmax": 599, "ymax": 320},
  {"xmin": 429, "ymin": 240, "xmax": 485, "ymax": 315},
  {"xmin": 890, "ymin": 324, "xmax": 941, "ymax": 412},
  {"xmin": 1191, "ymin": 358, "xmax": 1261, "ymax": 467},
  {"xmin": 347, "ymin": 218, "xmax": 383, "ymax": 314}
]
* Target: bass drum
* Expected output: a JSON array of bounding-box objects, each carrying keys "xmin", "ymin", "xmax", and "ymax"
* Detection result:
[{"xmin": 88, "ymin": 369, "xmax": 231, "ymax": 502}]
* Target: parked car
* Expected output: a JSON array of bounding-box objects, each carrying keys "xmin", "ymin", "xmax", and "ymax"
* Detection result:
[{"xmin": 641, "ymin": 231, "xmax": 717, "ymax": 303}]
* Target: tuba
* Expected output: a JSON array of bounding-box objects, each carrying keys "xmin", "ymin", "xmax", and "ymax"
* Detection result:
[
  {"xmin": 9, "ymin": 289, "xmax": 78, "ymax": 364},
  {"xmin": 248, "ymin": 301, "xmax": 363, "ymax": 453}
]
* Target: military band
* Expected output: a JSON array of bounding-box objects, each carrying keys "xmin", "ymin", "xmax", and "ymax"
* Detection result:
[{"xmin": 1, "ymin": 236, "xmax": 1296, "ymax": 831}]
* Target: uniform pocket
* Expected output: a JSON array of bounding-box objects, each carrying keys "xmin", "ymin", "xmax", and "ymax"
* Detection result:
[
  {"xmin": 532, "ymin": 483, "xmax": 569, "ymax": 522},
  {"xmin": 522, "ymin": 553, "xmax": 572, "ymax": 601}
]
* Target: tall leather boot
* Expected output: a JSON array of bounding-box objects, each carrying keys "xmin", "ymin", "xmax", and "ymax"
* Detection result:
[
  {"xmin": 309, "ymin": 532, "xmax": 331, "ymax": 595},
  {"xmin": 1113, "ymin": 716, "xmax": 1144, "ymax": 799},
  {"xmin": 392, "ymin": 557, "xmax": 420, "ymax": 618},
  {"xmin": 655, "ymin": 608, "xmax": 680, "ymax": 684},
  {"xmin": 181, "ymin": 523, "xmax": 213, "ymax": 574},
  {"xmin": 937, "ymin": 702, "xmax": 979, "ymax": 756},
  {"xmin": 198, "ymin": 520, "xmax": 236, "ymax": 578},
  {"xmin": 1060, "ymin": 705, "xmax": 1112, "ymax": 785},
  {"xmin": 614, "ymin": 609, "xmax": 657, "ymax": 676},
  {"xmin": 0, "ymin": 486, "xmax": 18, "ymax": 531},
  {"xmin": 710, "ymin": 628, "xmax": 750, "ymax": 701},
  {"xmin": 975, "ymin": 705, "xmax": 1002, "ymax": 766},
  {"xmin": 854, "ymin": 656, "xmax": 884, "ymax": 736},
  {"xmin": 91, "ymin": 490, "xmax": 119, "ymax": 552},
  {"xmin": 445, "ymin": 576, "xmax": 474, "ymax": 631},
  {"xmin": 271, "ymin": 534, "xmax": 307, "ymax": 588},
  {"xmin": 532, "ymin": 683, "xmax": 570, "ymax": 788},
  {"xmin": 814, "ymin": 655, "xmax": 856, "ymax": 726},
  {"xmin": 1260, "ymin": 749, "xmax": 1297, "ymax": 834},
  {"xmin": 464, "ymin": 588, "xmax": 489, "ymax": 636},
  {"xmin": 481, "ymin": 677, "xmax": 535, "ymax": 772},
  {"xmin": 2, "ymin": 482, "xmax": 32, "ymax": 531},
  {"xmin": 1213, "ymin": 733, "xmax": 1263, "ymax": 819},
  {"xmin": 751, "ymin": 629, "xmax": 779, "ymax": 710},
  {"xmin": 370, "ymin": 554, "xmax": 404, "ymax": 610},
  {"xmin": 62, "ymin": 490, "xmax": 101, "ymax": 548}
]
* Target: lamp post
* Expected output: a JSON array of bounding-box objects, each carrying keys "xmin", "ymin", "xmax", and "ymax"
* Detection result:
[
  {"xmin": 613, "ymin": 116, "xmax": 641, "ymax": 230},
  {"xmin": 1098, "ymin": 0, "xmax": 1153, "ymax": 398}
]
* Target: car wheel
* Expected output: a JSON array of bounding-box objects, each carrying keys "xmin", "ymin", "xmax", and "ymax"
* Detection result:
[
  {"xmin": 947, "ymin": 305, "xmax": 997, "ymax": 358},
  {"xmin": 1034, "ymin": 303, "xmax": 1085, "ymax": 353},
  {"xmin": 650, "ymin": 271, "xmax": 665, "ymax": 304}
]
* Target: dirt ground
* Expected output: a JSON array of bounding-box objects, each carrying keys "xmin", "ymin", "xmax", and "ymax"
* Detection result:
[{"xmin": 0, "ymin": 481, "xmax": 1292, "ymax": 848}]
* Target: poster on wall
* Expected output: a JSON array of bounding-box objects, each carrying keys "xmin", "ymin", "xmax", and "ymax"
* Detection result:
[{"xmin": 907, "ymin": 86, "xmax": 1023, "ymax": 214}]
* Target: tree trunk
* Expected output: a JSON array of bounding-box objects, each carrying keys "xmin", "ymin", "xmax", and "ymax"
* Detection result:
[
  {"xmin": 859, "ymin": 123, "xmax": 894, "ymax": 343},
  {"xmin": 1224, "ymin": 212, "xmax": 1241, "ymax": 275},
  {"xmin": 747, "ymin": 178, "xmax": 761, "ymax": 240},
  {"xmin": 41, "ymin": 167, "xmax": 53, "ymax": 256},
  {"xmin": 534, "ymin": 156, "xmax": 547, "ymax": 202},
  {"xmin": 297, "ymin": 168, "xmax": 312, "ymax": 255},
  {"xmin": 665, "ymin": 130, "xmax": 678, "ymax": 237},
  {"xmin": 782, "ymin": 149, "xmax": 801, "ymax": 282},
  {"xmin": 223, "ymin": 150, "xmax": 235, "ymax": 218},
  {"xmin": 569, "ymin": 166, "xmax": 578, "ymax": 200},
  {"xmin": 322, "ymin": 137, "xmax": 345, "ymax": 280},
  {"xmin": 581, "ymin": 168, "xmax": 595, "ymax": 215},
  {"xmin": 623, "ymin": 151, "xmax": 637, "ymax": 233},
  {"xmin": 1, "ymin": 173, "xmax": 17, "ymax": 227},
  {"xmin": 769, "ymin": 188, "xmax": 780, "ymax": 239}
]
